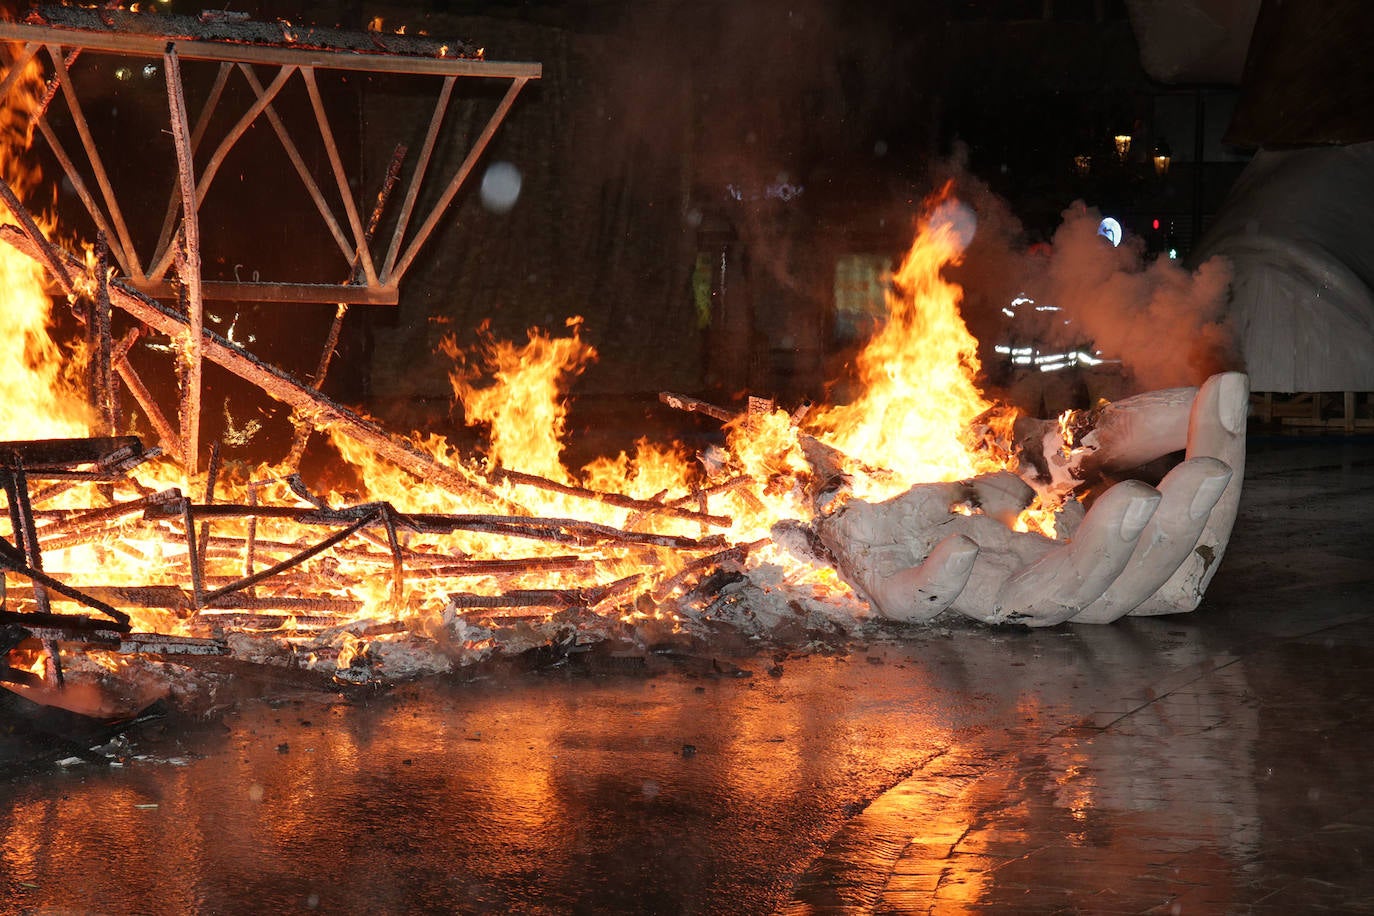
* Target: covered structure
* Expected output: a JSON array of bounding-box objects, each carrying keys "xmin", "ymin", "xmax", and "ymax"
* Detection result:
[{"xmin": 1129, "ymin": 0, "xmax": 1374, "ymax": 429}]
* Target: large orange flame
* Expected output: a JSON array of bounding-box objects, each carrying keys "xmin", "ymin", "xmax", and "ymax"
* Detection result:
[
  {"xmin": 806, "ymin": 193, "xmax": 1002, "ymax": 498},
  {"xmin": 445, "ymin": 316, "xmax": 595, "ymax": 483},
  {"xmin": 0, "ymin": 51, "xmax": 92, "ymax": 440}
]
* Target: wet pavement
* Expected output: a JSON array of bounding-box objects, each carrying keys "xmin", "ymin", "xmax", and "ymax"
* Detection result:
[{"xmin": 2, "ymin": 435, "xmax": 1373, "ymax": 914}]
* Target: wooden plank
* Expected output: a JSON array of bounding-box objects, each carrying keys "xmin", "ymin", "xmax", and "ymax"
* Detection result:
[
  {"xmin": 127, "ymin": 278, "xmax": 399, "ymax": 305},
  {"xmin": 165, "ymin": 46, "xmax": 204, "ymax": 478},
  {"xmin": 0, "ymin": 437, "xmax": 142, "ymax": 470}
]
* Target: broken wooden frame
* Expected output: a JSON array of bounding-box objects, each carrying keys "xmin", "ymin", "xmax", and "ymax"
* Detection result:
[{"xmin": 0, "ymin": 429, "xmax": 746, "ymax": 687}]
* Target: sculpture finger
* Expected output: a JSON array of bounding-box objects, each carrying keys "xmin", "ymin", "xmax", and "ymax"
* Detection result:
[
  {"xmin": 991, "ymin": 479, "xmax": 1162, "ymax": 627},
  {"xmin": 1131, "ymin": 371, "xmax": 1248, "ymax": 615},
  {"xmin": 865, "ymin": 533, "xmax": 979, "ymax": 623},
  {"xmin": 1066, "ymin": 386, "xmax": 1197, "ymax": 479},
  {"xmin": 1070, "ymin": 456, "xmax": 1233, "ymax": 624}
]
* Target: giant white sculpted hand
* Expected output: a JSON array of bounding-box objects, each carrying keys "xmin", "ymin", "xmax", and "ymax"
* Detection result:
[{"xmin": 814, "ymin": 372, "xmax": 1248, "ymax": 626}]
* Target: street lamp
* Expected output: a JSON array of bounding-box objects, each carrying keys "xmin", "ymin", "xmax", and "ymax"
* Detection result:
[
  {"xmin": 1114, "ymin": 133, "xmax": 1132, "ymax": 162},
  {"xmin": 1153, "ymin": 139, "xmax": 1172, "ymax": 176}
]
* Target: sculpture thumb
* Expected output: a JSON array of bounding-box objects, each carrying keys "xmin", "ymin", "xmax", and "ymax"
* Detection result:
[
  {"xmin": 1131, "ymin": 371, "xmax": 1249, "ymax": 615},
  {"xmin": 869, "ymin": 533, "xmax": 979, "ymax": 622}
]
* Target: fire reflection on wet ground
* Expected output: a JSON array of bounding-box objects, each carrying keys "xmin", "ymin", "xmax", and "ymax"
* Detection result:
[{"xmin": 2, "ymin": 437, "xmax": 1374, "ymax": 914}]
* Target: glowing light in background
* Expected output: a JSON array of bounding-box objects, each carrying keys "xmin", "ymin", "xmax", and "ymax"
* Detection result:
[
  {"xmin": 1097, "ymin": 217, "xmax": 1122, "ymax": 247},
  {"xmin": 1113, "ymin": 133, "xmax": 1132, "ymax": 161}
]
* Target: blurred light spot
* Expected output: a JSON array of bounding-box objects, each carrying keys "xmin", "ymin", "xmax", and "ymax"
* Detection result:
[
  {"xmin": 930, "ymin": 199, "xmax": 977, "ymax": 253},
  {"xmin": 479, "ymin": 161, "xmax": 522, "ymax": 213}
]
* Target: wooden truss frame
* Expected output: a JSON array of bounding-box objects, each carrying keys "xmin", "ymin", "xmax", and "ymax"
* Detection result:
[
  {"xmin": 0, "ymin": 10, "xmax": 540, "ymax": 476},
  {"xmin": 0, "ymin": 13, "xmax": 540, "ymax": 306}
]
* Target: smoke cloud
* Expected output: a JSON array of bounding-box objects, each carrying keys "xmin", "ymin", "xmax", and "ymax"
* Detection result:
[
  {"xmin": 944, "ymin": 159, "xmax": 1239, "ymax": 397},
  {"xmin": 1039, "ymin": 202, "xmax": 1236, "ymax": 392}
]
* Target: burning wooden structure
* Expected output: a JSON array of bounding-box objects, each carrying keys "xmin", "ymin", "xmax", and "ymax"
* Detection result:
[{"xmin": 0, "ymin": 10, "xmax": 1246, "ymax": 705}]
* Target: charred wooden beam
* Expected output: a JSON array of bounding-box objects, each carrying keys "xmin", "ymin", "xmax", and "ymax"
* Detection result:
[
  {"xmin": 200, "ymin": 509, "xmax": 380, "ymax": 605},
  {"xmin": 658, "ymin": 391, "xmax": 735, "ymax": 423},
  {"xmin": 0, "ymin": 437, "xmax": 142, "ymax": 471},
  {"xmin": 382, "ymin": 77, "xmax": 454, "ymax": 279},
  {"xmin": 14, "ymin": 7, "xmax": 503, "ymax": 70},
  {"xmin": 489, "ymin": 467, "xmax": 732, "ymax": 527},
  {"xmin": 0, "ymin": 172, "xmax": 75, "ymax": 296},
  {"xmin": 0, "ymin": 664, "xmax": 44, "ymax": 689},
  {"xmin": 400, "ymin": 513, "xmax": 726, "ymax": 550},
  {"xmin": 2, "ymin": 460, "xmax": 51, "ymax": 618},
  {"xmin": 204, "ymin": 596, "xmax": 359, "ymax": 614},
  {"xmin": 197, "ymin": 612, "xmax": 346, "ymax": 630},
  {"xmin": 651, "ymin": 538, "xmax": 769, "ymax": 601},
  {"xmin": 48, "ymin": 46, "xmax": 144, "ymax": 280},
  {"xmin": 143, "ymin": 499, "xmax": 724, "ymax": 550},
  {"xmin": 43, "ymin": 437, "xmax": 159, "ymax": 504},
  {"xmin": 380, "ymin": 504, "xmax": 405, "ymax": 607},
  {"xmin": 0, "ymin": 42, "xmax": 39, "ymax": 112},
  {"xmin": 91, "ymin": 232, "xmax": 117, "ymax": 436},
  {"xmin": 0, "ymin": 609, "xmax": 126, "ymax": 641},
  {"xmin": 0, "ymin": 543, "xmax": 132, "ymax": 627},
  {"xmin": 406, "ymin": 555, "xmax": 592, "ymax": 579},
  {"xmin": 36, "ymin": 488, "xmax": 181, "ymax": 542},
  {"xmin": 113, "ymin": 352, "xmax": 183, "ymax": 464},
  {"xmin": 118, "ymin": 634, "xmax": 227, "ymax": 656},
  {"xmin": 8, "ymin": 584, "xmax": 189, "ymax": 612},
  {"xmin": 302, "ymin": 67, "xmax": 378, "ymax": 287},
  {"xmin": 387, "ymin": 75, "xmax": 531, "ymax": 285},
  {"xmin": 197, "ymin": 442, "xmax": 221, "ymax": 568},
  {"xmin": 448, "ymin": 575, "xmax": 641, "ymax": 613},
  {"xmin": 166, "ymin": 45, "xmax": 205, "ymax": 478},
  {"xmin": 287, "ymin": 142, "xmax": 408, "ymax": 468},
  {"xmin": 153, "ymin": 61, "xmax": 232, "ymax": 269}
]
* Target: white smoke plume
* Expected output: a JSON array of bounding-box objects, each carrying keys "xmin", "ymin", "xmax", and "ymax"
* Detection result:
[
  {"xmin": 1039, "ymin": 202, "xmax": 1236, "ymax": 392},
  {"xmin": 942, "ymin": 160, "xmax": 1239, "ymax": 398}
]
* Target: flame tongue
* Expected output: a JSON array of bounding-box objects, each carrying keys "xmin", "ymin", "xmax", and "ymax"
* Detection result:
[
  {"xmin": 445, "ymin": 317, "xmax": 595, "ymax": 484},
  {"xmin": 0, "ymin": 52, "xmax": 92, "ymax": 440},
  {"xmin": 805, "ymin": 198, "xmax": 1002, "ymax": 501}
]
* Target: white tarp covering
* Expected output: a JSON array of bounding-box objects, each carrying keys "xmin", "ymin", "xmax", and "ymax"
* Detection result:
[
  {"xmin": 1193, "ymin": 141, "xmax": 1374, "ymax": 392},
  {"xmin": 1126, "ymin": 0, "xmax": 1260, "ymax": 85}
]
